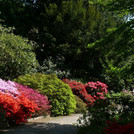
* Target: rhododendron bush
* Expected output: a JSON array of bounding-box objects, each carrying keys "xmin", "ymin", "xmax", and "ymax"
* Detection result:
[
  {"xmin": 0, "ymin": 79, "xmax": 50, "ymax": 126},
  {"xmin": 62, "ymin": 79, "xmax": 95, "ymax": 104},
  {"xmin": 0, "ymin": 92, "xmax": 38, "ymax": 124},
  {"xmin": 15, "ymin": 83, "xmax": 51, "ymax": 116},
  {"xmin": 85, "ymin": 81, "xmax": 108, "ymax": 100},
  {"xmin": 62, "ymin": 79, "xmax": 108, "ymax": 105}
]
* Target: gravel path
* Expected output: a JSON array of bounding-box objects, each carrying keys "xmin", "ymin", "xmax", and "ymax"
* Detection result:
[{"xmin": 1, "ymin": 114, "xmax": 82, "ymax": 134}]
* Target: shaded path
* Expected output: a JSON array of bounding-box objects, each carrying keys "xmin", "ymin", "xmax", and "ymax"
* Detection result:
[{"xmin": 1, "ymin": 114, "xmax": 82, "ymax": 134}]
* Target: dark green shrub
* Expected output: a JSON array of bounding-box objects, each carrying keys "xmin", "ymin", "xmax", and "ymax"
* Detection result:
[
  {"xmin": 37, "ymin": 56, "xmax": 71, "ymax": 79},
  {"xmin": 0, "ymin": 25, "xmax": 38, "ymax": 80},
  {"xmin": 74, "ymin": 95, "xmax": 87, "ymax": 113},
  {"xmin": 77, "ymin": 91, "xmax": 134, "ymax": 134},
  {"xmin": 0, "ymin": 106, "xmax": 9, "ymax": 129},
  {"xmin": 15, "ymin": 73, "xmax": 76, "ymax": 116}
]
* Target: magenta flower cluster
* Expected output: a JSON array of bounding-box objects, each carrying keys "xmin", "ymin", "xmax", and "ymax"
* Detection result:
[
  {"xmin": 85, "ymin": 81, "xmax": 108, "ymax": 100},
  {"xmin": 15, "ymin": 83, "xmax": 51, "ymax": 116}
]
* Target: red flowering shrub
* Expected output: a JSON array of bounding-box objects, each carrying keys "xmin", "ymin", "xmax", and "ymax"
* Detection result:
[
  {"xmin": 0, "ymin": 91, "xmax": 39, "ymax": 124},
  {"xmin": 15, "ymin": 83, "xmax": 51, "ymax": 116},
  {"xmin": 105, "ymin": 120, "xmax": 134, "ymax": 134},
  {"xmin": 0, "ymin": 78, "xmax": 51, "ymax": 127},
  {"xmin": 62, "ymin": 79, "xmax": 95, "ymax": 104},
  {"xmin": 85, "ymin": 81, "xmax": 108, "ymax": 100},
  {"xmin": 62, "ymin": 79, "xmax": 108, "ymax": 105}
]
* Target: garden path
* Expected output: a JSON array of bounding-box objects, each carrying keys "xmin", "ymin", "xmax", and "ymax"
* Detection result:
[{"xmin": 1, "ymin": 114, "xmax": 82, "ymax": 134}]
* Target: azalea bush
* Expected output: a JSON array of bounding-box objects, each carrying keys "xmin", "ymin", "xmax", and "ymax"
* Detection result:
[
  {"xmin": 15, "ymin": 83, "xmax": 51, "ymax": 116},
  {"xmin": 0, "ymin": 78, "xmax": 51, "ymax": 128},
  {"xmin": 15, "ymin": 73, "xmax": 76, "ymax": 116},
  {"xmin": 0, "ymin": 79, "xmax": 20, "ymax": 95},
  {"xmin": 85, "ymin": 81, "xmax": 108, "ymax": 100},
  {"xmin": 0, "ymin": 79, "xmax": 39, "ymax": 126},
  {"xmin": 62, "ymin": 79, "xmax": 108, "ymax": 105},
  {"xmin": 62, "ymin": 79, "xmax": 95, "ymax": 105},
  {"xmin": 0, "ymin": 90, "xmax": 39, "ymax": 128}
]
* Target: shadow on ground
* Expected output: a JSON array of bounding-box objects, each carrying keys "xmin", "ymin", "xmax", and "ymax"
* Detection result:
[{"xmin": 1, "ymin": 122, "xmax": 78, "ymax": 134}]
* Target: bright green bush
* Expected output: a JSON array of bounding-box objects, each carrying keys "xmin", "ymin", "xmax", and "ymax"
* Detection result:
[
  {"xmin": 74, "ymin": 95, "xmax": 87, "ymax": 113},
  {"xmin": 15, "ymin": 73, "xmax": 76, "ymax": 116},
  {"xmin": 0, "ymin": 25, "xmax": 38, "ymax": 80}
]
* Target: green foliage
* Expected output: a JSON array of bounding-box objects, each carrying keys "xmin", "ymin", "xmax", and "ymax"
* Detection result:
[
  {"xmin": 106, "ymin": 91, "xmax": 134, "ymax": 124},
  {"xmin": 34, "ymin": 0, "xmax": 120, "ymax": 79},
  {"xmin": 78, "ymin": 99, "xmax": 110, "ymax": 134},
  {"xmin": 100, "ymin": 58, "xmax": 132, "ymax": 91},
  {"xmin": 86, "ymin": 0, "xmax": 134, "ymax": 88},
  {"xmin": 97, "ymin": 0, "xmax": 134, "ymax": 14},
  {"xmin": 0, "ymin": 25, "xmax": 38, "ymax": 80},
  {"xmin": 37, "ymin": 56, "xmax": 71, "ymax": 79},
  {"xmin": 92, "ymin": 19, "xmax": 134, "ymax": 91},
  {"xmin": 15, "ymin": 73, "xmax": 76, "ymax": 116},
  {"xmin": 0, "ymin": 0, "xmax": 122, "ymax": 81},
  {"xmin": 0, "ymin": 0, "xmax": 35, "ymax": 36},
  {"xmin": 74, "ymin": 95, "xmax": 87, "ymax": 113}
]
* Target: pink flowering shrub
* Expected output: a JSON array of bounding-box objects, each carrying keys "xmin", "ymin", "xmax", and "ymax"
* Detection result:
[
  {"xmin": 62, "ymin": 79, "xmax": 108, "ymax": 105},
  {"xmin": 62, "ymin": 79, "xmax": 95, "ymax": 105},
  {"xmin": 15, "ymin": 83, "xmax": 51, "ymax": 116},
  {"xmin": 0, "ymin": 78, "xmax": 51, "ymax": 127},
  {"xmin": 85, "ymin": 81, "xmax": 108, "ymax": 100},
  {"xmin": 0, "ymin": 79, "xmax": 19, "ymax": 96},
  {"xmin": 0, "ymin": 78, "xmax": 39, "ymax": 125}
]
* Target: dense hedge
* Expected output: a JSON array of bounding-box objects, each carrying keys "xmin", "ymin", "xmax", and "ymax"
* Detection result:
[
  {"xmin": 15, "ymin": 73, "xmax": 76, "ymax": 116},
  {"xmin": 0, "ymin": 25, "xmax": 38, "ymax": 80}
]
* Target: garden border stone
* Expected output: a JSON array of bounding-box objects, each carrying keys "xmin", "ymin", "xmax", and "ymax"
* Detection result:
[{"xmin": 27, "ymin": 115, "xmax": 50, "ymax": 122}]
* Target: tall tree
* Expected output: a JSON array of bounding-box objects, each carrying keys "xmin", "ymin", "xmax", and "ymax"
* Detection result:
[
  {"xmin": 28, "ymin": 0, "xmax": 122, "ymax": 80},
  {"xmin": 89, "ymin": 0, "xmax": 134, "ymax": 91},
  {"xmin": 0, "ymin": 0, "xmax": 123, "ymax": 80},
  {"xmin": 0, "ymin": 0, "xmax": 36, "ymax": 36}
]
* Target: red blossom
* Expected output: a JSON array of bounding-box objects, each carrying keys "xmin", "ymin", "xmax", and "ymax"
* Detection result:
[
  {"xmin": 62, "ymin": 79, "xmax": 108, "ymax": 105},
  {"xmin": 0, "ymin": 91, "xmax": 39, "ymax": 124},
  {"xmin": 105, "ymin": 120, "xmax": 134, "ymax": 134}
]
